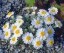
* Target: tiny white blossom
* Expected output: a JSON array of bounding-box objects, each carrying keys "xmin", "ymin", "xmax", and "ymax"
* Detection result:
[{"xmin": 48, "ymin": 7, "xmax": 58, "ymax": 15}]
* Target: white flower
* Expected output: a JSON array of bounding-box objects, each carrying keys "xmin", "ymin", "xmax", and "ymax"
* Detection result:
[
  {"xmin": 22, "ymin": 32, "xmax": 33, "ymax": 44},
  {"xmin": 16, "ymin": 15, "xmax": 23, "ymax": 19},
  {"xmin": 2, "ymin": 22, "xmax": 9, "ymax": 31},
  {"xmin": 46, "ymin": 26, "xmax": 54, "ymax": 37},
  {"xmin": 32, "ymin": 37, "xmax": 43, "ymax": 49},
  {"xmin": 30, "ymin": 6, "xmax": 37, "ymax": 11},
  {"xmin": 31, "ymin": 18, "xmax": 43, "ymax": 28},
  {"xmin": 11, "ymin": 23, "xmax": 19, "ymax": 31},
  {"xmin": 4, "ymin": 29, "xmax": 11, "ymax": 40},
  {"xmin": 46, "ymin": 38, "xmax": 54, "ymax": 47},
  {"xmin": 31, "ymin": 11, "xmax": 36, "ymax": 15},
  {"xmin": 48, "ymin": 7, "xmax": 58, "ymax": 15},
  {"xmin": 16, "ymin": 19, "xmax": 24, "ymax": 26},
  {"xmin": 38, "ymin": 9, "xmax": 49, "ymax": 17},
  {"xmin": 10, "ymin": 36, "xmax": 18, "ymax": 44},
  {"xmin": 44, "ymin": 15, "xmax": 54, "ymax": 25},
  {"xmin": 36, "ymin": 28, "xmax": 48, "ymax": 40},
  {"xmin": 14, "ymin": 28, "xmax": 23, "ymax": 37},
  {"xmin": 6, "ymin": 12, "xmax": 14, "ymax": 18},
  {"xmin": 55, "ymin": 20, "xmax": 62, "ymax": 28}
]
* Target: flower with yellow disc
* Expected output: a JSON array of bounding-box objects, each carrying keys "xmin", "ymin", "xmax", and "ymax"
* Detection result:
[
  {"xmin": 55, "ymin": 20, "xmax": 62, "ymax": 28},
  {"xmin": 22, "ymin": 32, "xmax": 33, "ymax": 44},
  {"xmin": 16, "ymin": 18, "xmax": 24, "ymax": 26},
  {"xmin": 2, "ymin": 22, "xmax": 9, "ymax": 31},
  {"xmin": 14, "ymin": 28, "xmax": 23, "ymax": 37},
  {"xmin": 10, "ymin": 36, "xmax": 18, "ymax": 44},
  {"xmin": 6, "ymin": 11, "xmax": 14, "ymax": 18},
  {"xmin": 46, "ymin": 38, "xmax": 54, "ymax": 47},
  {"xmin": 48, "ymin": 7, "xmax": 58, "ymax": 15},
  {"xmin": 46, "ymin": 26, "xmax": 54, "ymax": 37},
  {"xmin": 38, "ymin": 9, "xmax": 49, "ymax": 17},
  {"xmin": 36, "ymin": 28, "xmax": 48, "ymax": 40},
  {"xmin": 11, "ymin": 23, "xmax": 19, "ymax": 31},
  {"xmin": 44, "ymin": 15, "xmax": 54, "ymax": 25},
  {"xmin": 32, "ymin": 37, "xmax": 43, "ymax": 49},
  {"xmin": 31, "ymin": 18, "xmax": 43, "ymax": 28},
  {"xmin": 4, "ymin": 29, "xmax": 11, "ymax": 40}
]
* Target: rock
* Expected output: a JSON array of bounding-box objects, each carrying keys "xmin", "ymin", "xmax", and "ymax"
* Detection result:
[
  {"xmin": 21, "ymin": 45, "xmax": 25, "ymax": 50},
  {"xmin": 0, "ymin": 49, "xmax": 3, "ymax": 53}
]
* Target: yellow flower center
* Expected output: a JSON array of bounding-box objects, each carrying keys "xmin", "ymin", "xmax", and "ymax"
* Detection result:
[
  {"xmin": 3, "ymin": 24, "xmax": 7, "ymax": 29},
  {"xmin": 11, "ymin": 37, "xmax": 16, "ymax": 42},
  {"xmin": 8, "ymin": 12, "xmax": 12, "ymax": 16},
  {"xmin": 15, "ymin": 29, "xmax": 20, "ymax": 34},
  {"xmin": 5, "ymin": 32, "xmax": 9, "ymax": 36},
  {"xmin": 58, "ymin": 22, "xmax": 60, "ymax": 26},
  {"xmin": 36, "ymin": 40, "xmax": 41, "ymax": 46},
  {"xmin": 51, "ymin": 9, "xmax": 55, "ymax": 12},
  {"xmin": 41, "ymin": 11, "xmax": 46, "ymax": 14},
  {"xmin": 35, "ymin": 20, "xmax": 40, "ymax": 25},
  {"xmin": 48, "ymin": 40, "xmax": 53, "ymax": 45},
  {"xmin": 40, "ymin": 31, "xmax": 45, "ymax": 36},
  {"xmin": 26, "ymin": 35, "xmax": 30, "ymax": 40},
  {"xmin": 47, "ymin": 28, "xmax": 52, "ymax": 34},
  {"xmin": 46, "ymin": 17, "xmax": 51, "ymax": 21},
  {"xmin": 18, "ymin": 20, "xmax": 22, "ymax": 23},
  {"xmin": 12, "ymin": 25, "xmax": 17, "ymax": 31}
]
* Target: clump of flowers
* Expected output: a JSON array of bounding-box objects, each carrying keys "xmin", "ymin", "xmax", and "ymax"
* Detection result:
[{"xmin": 2, "ymin": 6, "xmax": 62, "ymax": 49}]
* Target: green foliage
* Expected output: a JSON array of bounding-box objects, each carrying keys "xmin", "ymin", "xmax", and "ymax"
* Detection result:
[
  {"xmin": 44, "ymin": 0, "xmax": 48, "ymax": 2},
  {"xmin": 25, "ymin": 0, "xmax": 35, "ymax": 6},
  {"xmin": 51, "ymin": 4, "xmax": 62, "ymax": 9}
]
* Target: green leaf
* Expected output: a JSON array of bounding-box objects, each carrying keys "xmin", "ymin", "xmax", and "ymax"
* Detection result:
[
  {"xmin": 25, "ymin": 0, "xmax": 35, "ymax": 6},
  {"xmin": 52, "ymin": 4, "xmax": 62, "ymax": 9},
  {"xmin": 44, "ymin": 0, "xmax": 48, "ymax": 2}
]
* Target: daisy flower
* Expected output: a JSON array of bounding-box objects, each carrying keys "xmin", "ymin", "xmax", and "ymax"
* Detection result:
[
  {"xmin": 4, "ymin": 29, "xmax": 11, "ymax": 40},
  {"xmin": 55, "ymin": 20, "xmax": 62, "ymax": 28},
  {"xmin": 38, "ymin": 9, "xmax": 49, "ymax": 17},
  {"xmin": 11, "ymin": 23, "xmax": 19, "ymax": 31},
  {"xmin": 10, "ymin": 36, "xmax": 18, "ymax": 44},
  {"xmin": 36, "ymin": 28, "xmax": 48, "ymax": 40},
  {"xmin": 44, "ymin": 15, "xmax": 54, "ymax": 25},
  {"xmin": 46, "ymin": 38, "xmax": 54, "ymax": 47},
  {"xmin": 22, "ymin": 32, "xmax": 33, "ymax": 44},
  {"xmin": 6, "ymin": 11, "xmax": 14, "ymax": 18},
  {"xmin": 31, "ymin": 18, "xmax": 43, "ymax": 28},
  {"xmin": 16, "ymin": 18, "xmax": 24, "ymax": 26},
  {"xmin": 32, "ymin": 37, "xmax": 43, "ymax": 49},
  {"xmin": 14, "ymin": 28, "xmax": 23, "ymax": 37},
  {"xmin": 48, "ymin": 7, "xmax": 58, "ymax": 15},
  {"xmin": 46, "ymin": 26, "xmax": 54, "ymax": 37},
  {"xmin": 2, "ymin": 22, "xmax": 9, "ymax": 31},
  {"xmin": 16, "ymin": 15, "xmax": 23, "ymax": 19}
]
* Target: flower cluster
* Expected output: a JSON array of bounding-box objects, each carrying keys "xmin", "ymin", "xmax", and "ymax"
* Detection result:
[
  {"xmin": 2, "ymin": 6, "xmax": 62, "ymax": 49},
  {"xmin": 0, "ymin": 0, "xmax": 26, "ymax": 29}
]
